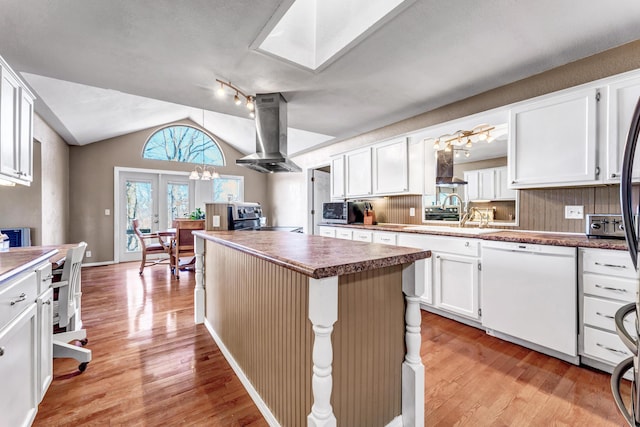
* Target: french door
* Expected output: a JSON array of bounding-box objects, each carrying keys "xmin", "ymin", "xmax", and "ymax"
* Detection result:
[{"xmin": 117, "ymin": 170, "xmax": 193, "ymax": 263}]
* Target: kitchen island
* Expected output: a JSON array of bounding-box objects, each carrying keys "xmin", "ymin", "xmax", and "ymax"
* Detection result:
[{"xmin": 192, "ymin": 230, "xmax": 430, "ymax": 427}]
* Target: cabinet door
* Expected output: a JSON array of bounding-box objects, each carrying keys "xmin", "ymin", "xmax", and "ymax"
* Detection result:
[
  {"xmin": 372, "ymin": 138, "xmax": 408, "ymax": 194},
  {"xmin": 0, "ymin": 67, "xmax": 20, "ymax": 179},
  {"xmin": 509, "ymin": 87, "xmax": 598, "ymax": 188},
  {"xmin": 494, "ymin": 166, "xmax": 517, "ymax": 200},
  {"xmin": 464, "ymin": 171, "xmax": 479, "ymax": 201},
  {"xmin": 0, "ymin": 303, "xmax": 38, "ymax": 427},
  {"xmin": 18, "ymin": 89, "xmax": 33, "ymax": 182},
  {"xmin": 345, "ymin": 148, "xmax": 372, "ymax": 197},
  {"xmin": 37, "ymin": 287, "xmax": 53, "ymax": 403},
  {"xmin": 478, "ymin": 169, "xmax": 495, "ymax": 200},
  {"xmin": 434, "ymin": 253, "xmax": 479, "ymax": 319},
  {"xmin": 330, "ymin": 156, "xmax": 345, "ymax": 199},
  {"xmin": 408, "ymin": 138, "xmax": 424, "ymax": 194},
  {"xmin": 606, "ymin": 75, "xmax": 640, "ymax": 182}
]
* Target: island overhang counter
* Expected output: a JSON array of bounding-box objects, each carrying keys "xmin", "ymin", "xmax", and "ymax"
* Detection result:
[{"xmin": 192, "ymin": 230, "xmax": 429, "ymax": 427}]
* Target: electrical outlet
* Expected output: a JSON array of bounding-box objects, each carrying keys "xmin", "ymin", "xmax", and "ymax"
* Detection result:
[
  {"xmin": 104, "ymin": 209, "xmax": 110, "ymax": 216},
  {"xmin": 409, "ymin": 207, "xmax": 416, "ymax": 217},
  {"xmin": 564, "ymin": 205, "xmax": 584, "ymax": 219},
  {"xmin": 85, "ymin": 250, "xmax": 92, "ymax": 258}
]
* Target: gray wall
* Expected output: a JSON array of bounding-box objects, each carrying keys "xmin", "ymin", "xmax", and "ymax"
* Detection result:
[{"xmin": 68, "ymin": 119, "xmax": 269, "ymax": 262}]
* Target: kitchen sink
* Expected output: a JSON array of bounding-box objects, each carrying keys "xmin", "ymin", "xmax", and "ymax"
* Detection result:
[{"xmin": 403, "ymin": 225, "xmax": 502, "ymax": 235}]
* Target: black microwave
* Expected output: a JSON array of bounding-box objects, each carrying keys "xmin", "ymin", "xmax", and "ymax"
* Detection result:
[{"xmin": 322, "ymin": 202, "xmax": 365, "ymax": 224}]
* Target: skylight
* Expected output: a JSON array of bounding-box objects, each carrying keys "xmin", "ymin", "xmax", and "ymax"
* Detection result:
[{"xmin": 255, "ymin": 0, "xmax": 413, "ymax": 71}]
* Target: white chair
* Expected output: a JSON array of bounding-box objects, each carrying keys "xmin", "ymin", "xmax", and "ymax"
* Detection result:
[{"xmin": 52, "ymin": 242, "xmax": 92, "ymax": 372}]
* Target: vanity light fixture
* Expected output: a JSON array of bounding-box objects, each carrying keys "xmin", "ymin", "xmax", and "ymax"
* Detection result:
[{"xmin": 215, "ymin": 79, "xmax": 256, "ymax": 118}]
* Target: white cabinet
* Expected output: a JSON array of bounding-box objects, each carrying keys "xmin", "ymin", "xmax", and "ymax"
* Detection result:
[
  {"xmin": 0, "ymin": 56, "xmax": 35, "ymax": 185},
  {"xmin": 509, "ymin": 87, "xmax": 598, "ymax": 188},
  {"xmin": 579, "ymin": 248, "xmax": 638, "ymax": 375},
  {"xmin": 372, "ymin": 138, "xmax": 408, "ymax": 194},
  {"xmin": 373, "ymin": 231, "xmax": 397, "ymax": 246},
  {"xmin": 352, "ymin": 230, "xmax": 373, "ymax": 242},
  {"xmin": 408, "ymin": 138, "xmax": 425, "ymax": 195},
  {"xmin": 335, "ymin": 228, "xmax": 353, "ymax": 240},
  {"xmin": 345, "ymin": 147, "xmax": 372, "ymax": 197},
  {"xmin": 434, "ymin": 252, "xmax": 479, "ymax": 319},
  {"xmin": 318, "ymin": 226, "xmax": 337, "ymax": 238},
  {"xmin": 330, "ymin": 156, "xmax": 345, "ymax": 199},
  {"xmin": 464, "ymin": 166, "xmax": 516, "ymax": 201},
  {"xmin": 0, "ymin": 275, "xmax": 38, "ymax": 427},
  {"xmin": 605, "ymin": 75, "xmax": 640, "ymax": 182},
  {"xmin": 397, "ymin": 233, "xmax": 433, "ymax": 305},
  {"xmin": 37, "ymin": 287, "xmax": 53, "ymax": 402}
]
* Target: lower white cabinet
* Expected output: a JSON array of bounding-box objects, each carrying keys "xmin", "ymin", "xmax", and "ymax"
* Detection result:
[
  {"xmin": 37, "ymin": 287, "xmax": 53, "ymax": 402},
  {"xmin": 579, "ymin": 248, "xmax": 637, "ymax": 374},
  {"xmin": 373, "ymin": 231, "xmax": 397, "ymax": 246},
  {"xmin": 318, "ymin": 226, "xmax": 337, "ymax": 238},
  {"xmin": 352, "ymin": 230, "xmax": 373, "ymax": 242},
  {"xmin": 335, "ymin": 229, "xmax": 353, "ymax": 240},
  {"xmin": 0, "ymin": 303, "xmax": 38, "ymax": 427},
  {"xmin": 433, "ymin": 252, "xmax": 479, "ymax": 319}
]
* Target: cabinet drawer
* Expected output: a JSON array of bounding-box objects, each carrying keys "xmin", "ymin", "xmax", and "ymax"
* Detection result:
[
  {"xmin": 36, "ymin": 262, "xmax": 52, "ymax": 295},
  {"xmin": 429, "ymin": 235, "xmax": 480, "ymax": 257},
  {"xmin": 373, "ymin": 232, "xmax": 397, "ymax": 246},
  {"xmin": 318, "ymin": 227, "xmax": 336, "ymax": 238},
  {"xmin": 582, "ymin": 249, "xmax": 636, "ymax": 278},
  {"xmin": 583, "ymin": 272, "xmax": 637, "ymax": 302},
  {"xmin": 335, "ymin": 229, "xmax": 353, "ymax": 240},
  {"xmin": 0, "ymin": 271, "xmax": 37, "ymax": 331},
  {"xmin": 352, "ymin": 230, "xmax": 373, "ymax": 242},
  {"xmin": 583, "ymin": 326, "xmax": 633, "ymax": 366},
  {"xmin": 583, "ymin": 296, "xmax": 635, "ymax": 332}
]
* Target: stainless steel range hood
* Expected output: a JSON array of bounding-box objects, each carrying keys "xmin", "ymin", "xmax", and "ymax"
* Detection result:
[
  {"xmin": 436, "ymin": 150, "xmax": 467, "ymax": 185},
  {"xmin": 236, "ymin": 93, "xmax": 302, "ymax": 173}
]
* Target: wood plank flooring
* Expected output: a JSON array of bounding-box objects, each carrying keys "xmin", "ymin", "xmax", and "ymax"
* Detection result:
[{"xmin": 34, "ymin": 262, "xmax": 631, "ymax": 426}]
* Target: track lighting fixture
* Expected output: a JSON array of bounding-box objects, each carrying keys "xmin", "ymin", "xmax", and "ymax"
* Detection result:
[
  {"xmin": 426, "ymin": 124, "xmax": 497, "ymax": 159},
  {"xmin": 215, "ymin": 79, "xmax": 255, "ymax": 118}
]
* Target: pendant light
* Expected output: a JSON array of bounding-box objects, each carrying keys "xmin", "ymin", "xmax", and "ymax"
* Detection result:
[{"xmin": 190, "ymin": 110, "xmax": 220, "ymax": 181}]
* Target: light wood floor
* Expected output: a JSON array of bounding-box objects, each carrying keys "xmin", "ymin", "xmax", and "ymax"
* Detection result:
[{"xmin": 34, "ymin": 262, "xmax": 630, "ymax": 426}]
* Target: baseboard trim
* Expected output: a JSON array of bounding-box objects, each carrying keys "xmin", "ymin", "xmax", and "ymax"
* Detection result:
[
  {"xmin": 82, "ymin": 261, "xmax": 115, "ymax": 267},
  {"xmin": 203, "ymin": 318, "xmax": 281, "ymax": 427}
]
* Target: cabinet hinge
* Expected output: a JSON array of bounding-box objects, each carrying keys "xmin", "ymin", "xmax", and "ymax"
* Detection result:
[
  {"xmin": 311, "ymin": 209, "xmax": 315, "ymax": 215},
  {"xmin": 311, "ymin": 177, "xmax": 315, "ymax": 182},
  {"xmin": 596, "ymin": 91, "xmax": 601, "ymax": 102},
  {"xmin": 478, "ymin": 262, "xmax": 482, "ymax": 271},
  {"xmin": 595, "ymin": 166, "xmax": 600, "ymax": 177},
  {"xmin": 478, "ymin": 308, "xmax": 482, "ymax": 317}
]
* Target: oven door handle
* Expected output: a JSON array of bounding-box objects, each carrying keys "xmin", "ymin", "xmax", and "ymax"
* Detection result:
[
  {"xmin": 616, "ymin": 302, "xmax": 638, "ymax": 355},
  {"xmin": 611, "ymin": 356, "xmax": 636, "ymax": 427}
]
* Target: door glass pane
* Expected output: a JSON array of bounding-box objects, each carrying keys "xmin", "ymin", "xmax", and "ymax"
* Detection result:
[
  {"xmin": 125, "ymin": 180, "xmax": 153, "ymax": 253},
  {"xmin": 167, "ymin": 182, "xmax": 190, "ymax": 228}
]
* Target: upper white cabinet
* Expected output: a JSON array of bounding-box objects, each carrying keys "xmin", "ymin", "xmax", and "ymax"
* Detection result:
[
  {"xmin": 0, "ymin": 56, "xmax": 35, "ymax": 186},
  {"xmin": 408, "ymin": 138, "xmax": 425, "ymax": 195},
  {"xmin": 605, "ymin": 75, "xmax": 640, "ymax": 182},
  {"xmin": 464, "ymin": 166, "xmax": 516, "ymax": 201},
  {"xmin": 330, "ymin": 155, "xmax": 345, "ymax": 199},
  {"xmin": 509, "ymin": 87, "xmax": 598, "ymax": 188},
  {"xmin": 345, "ymin": 147, "xmax": 372, "ymax": 197},
  {"xmin": 372, "ymin": 138, "xmax": 408, "ymax": 194}
]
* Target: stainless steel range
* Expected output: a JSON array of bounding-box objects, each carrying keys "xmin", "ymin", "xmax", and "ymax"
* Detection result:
[
  {"xmin": 586, "ymin": 214, "xmax": 626, "ymax": 239},
  {"xmin": 227, "ymin": 202, "xmax": 263, "ymax": 230}
]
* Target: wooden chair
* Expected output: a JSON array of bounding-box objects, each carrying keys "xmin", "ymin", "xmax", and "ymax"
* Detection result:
[
  {"xmin": 170, "ymin": 219, "xmax": 205, "ymax": 279},
  {"xmin": 52, "ymin": 241, "xmax": 92, "ymax": 372},
  {"xmin": 132, "ymin": 219, "xmax": 171, "ymax": 275}
]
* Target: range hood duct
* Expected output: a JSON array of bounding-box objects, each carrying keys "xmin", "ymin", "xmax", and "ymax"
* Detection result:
[
  {"xmin": 435, "ymin": 150, "xmax": 467, "ymax": 185},
  {"xmin": 236, "ymin": 93, "xmax": 302, "ymax": 173}
]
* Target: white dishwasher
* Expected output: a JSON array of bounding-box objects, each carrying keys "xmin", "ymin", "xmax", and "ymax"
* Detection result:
[{"xmin": 481, "ymin": 240, "xmax": 578, "ymax": 362}]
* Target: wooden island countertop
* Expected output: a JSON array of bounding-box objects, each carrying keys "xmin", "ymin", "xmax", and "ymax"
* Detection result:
[{"xmin": 192, "ymin": 229, "xmax": 430, "ymax": 279}]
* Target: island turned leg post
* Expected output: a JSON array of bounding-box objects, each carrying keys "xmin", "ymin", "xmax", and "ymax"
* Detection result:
[
  {"xmin": 307, "ymin": 276, "xmax": 338, "ymax": 427},
  {"xmin": 402, "ymin": 260, "xmax": 425, "ymax": 427},
  {"xmin": 194, "ymin": 236, "xmax": 205, "ymax": 324}
]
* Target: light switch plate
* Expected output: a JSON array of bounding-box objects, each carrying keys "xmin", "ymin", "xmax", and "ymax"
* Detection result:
[
  {"xmin": 564, "ymin": 205, "xmax": 584, "ymax": 219},
  {"xmin": 104, "ymin": 209, "xmax": 110, "ymax": 216},
  {"xmin": 86, "ymin": 250, "xmax": 92, "ymax": 258},
  {"xmin": 409, "ymin": 207, "xmax": 416, "ymax": 217},
  {"xmin": 212, "ymin": 215, "xmax": 220, "ymax": 227}
]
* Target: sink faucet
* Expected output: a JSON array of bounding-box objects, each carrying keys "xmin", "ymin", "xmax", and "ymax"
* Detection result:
[
  {"xmin": 440, "ymin": 193, "xmax": 463, "ymax": 209},
  {"xmin": 459, "ymin": 206, "xmax": 490, "ymax": 228}
]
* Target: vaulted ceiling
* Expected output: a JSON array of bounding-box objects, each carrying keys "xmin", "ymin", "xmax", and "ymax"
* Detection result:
[{"xmin": 2, "ymin": 0, "xmax": 640, "ymax": 156}]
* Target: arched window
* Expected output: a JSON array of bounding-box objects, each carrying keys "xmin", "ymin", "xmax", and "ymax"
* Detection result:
[{"xmin": 142, "ymin": 125, "xmax": 225, "ymax": 166}]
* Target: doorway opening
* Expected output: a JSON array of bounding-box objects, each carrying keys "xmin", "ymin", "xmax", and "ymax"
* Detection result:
[{"xmin": 307, "ymin": 164, "xmax": 331, "ymax": 235}]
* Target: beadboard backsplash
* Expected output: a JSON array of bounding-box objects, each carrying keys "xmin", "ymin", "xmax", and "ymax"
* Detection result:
[{"xmin": 368, "ymin": 185, "xmax": 632, "ymax": 233}]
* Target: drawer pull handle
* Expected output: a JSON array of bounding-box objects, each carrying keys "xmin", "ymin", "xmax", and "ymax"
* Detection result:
[
  {"xmin": 10, "ymin": 293, "xmax": 26, "ymax": 305},
  {"xmin": 595, "ymin": 262, "xmax": 627, "ymax": 269},
  {"xmin": 596, "ymin": 311, "xmax": 615, "ymax": 319},
  {"xmin": 42, "ymin": 274, "xmax": 54, "ymax": 281},
  {"xmin": 43, "ymin": 300, "xmax": 51, "ymax": 305},
  {"xmin": 0, "ymin": 347, "xmax": 4, "ymax": 356},
  {"xmin": 595, "ymin": 284, "xmax": 627, "ymax": 293},
  {"xmin": 596, "ymin": 343, "xmax": 628, "ymax": 355}
]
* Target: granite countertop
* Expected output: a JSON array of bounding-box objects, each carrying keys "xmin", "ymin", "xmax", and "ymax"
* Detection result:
[
  {"xmin": 321, "ymin": 223, "xmax": 628, "ymax": 250},
  {"xmin": 192, "ymin": 230, "xmax": 431, "ymax": 279},
  {"xmin": 0, "ymin": 247, "xmax": 59, "ymax": 284}
]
